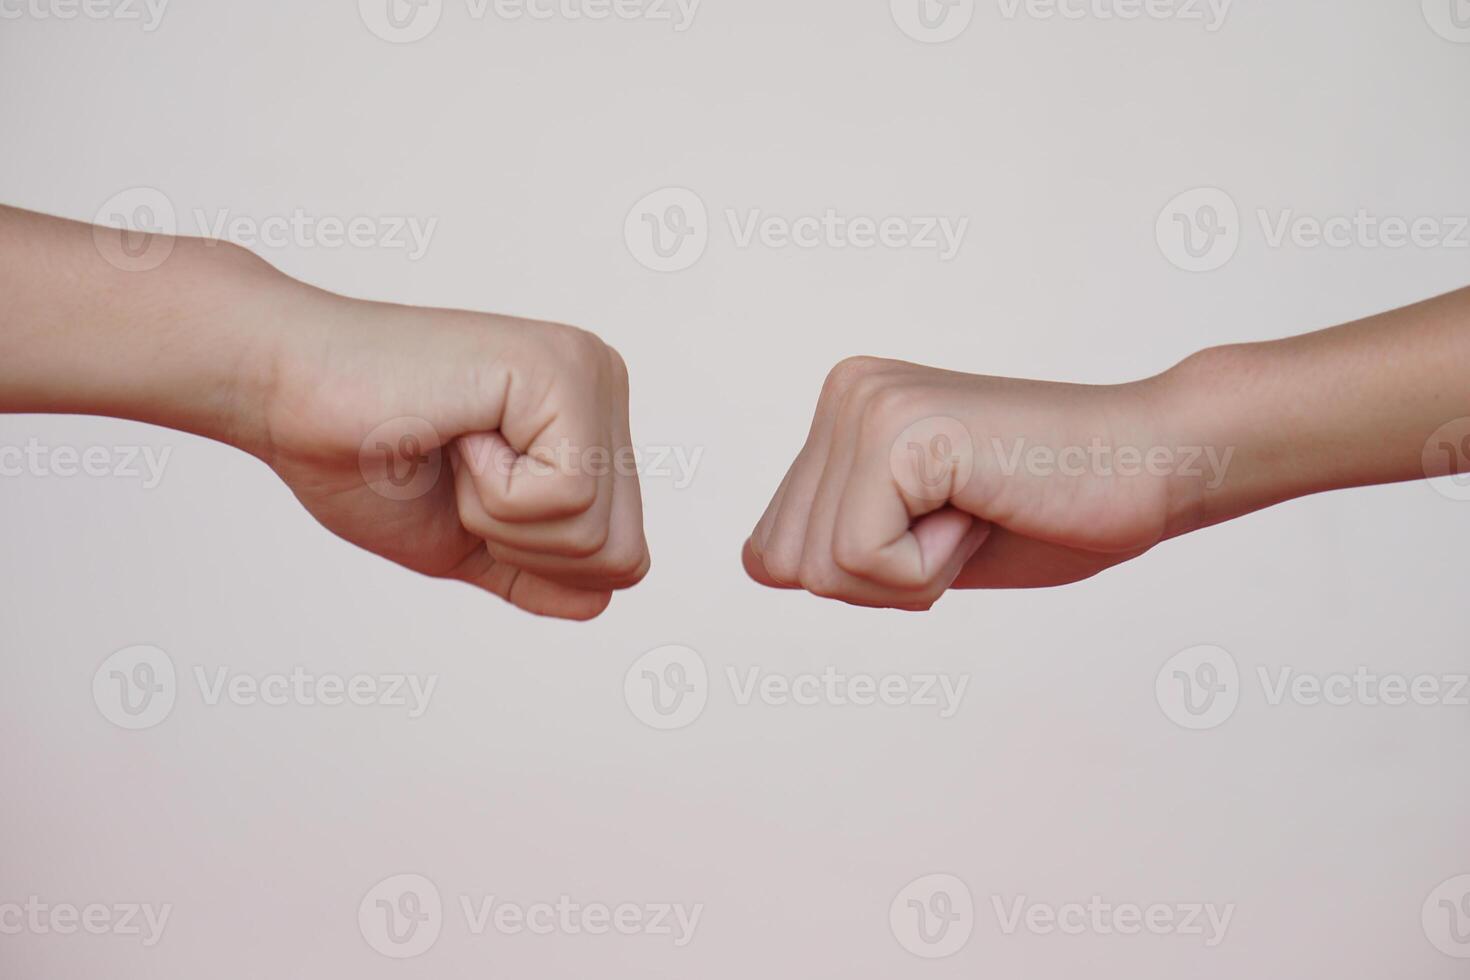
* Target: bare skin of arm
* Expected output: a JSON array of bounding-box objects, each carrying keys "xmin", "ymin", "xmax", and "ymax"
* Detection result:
[
  {"xmin": 745, "ymin": 289, "xmax": 1470, "ymax": 608},
  {"xmin": 0, "ymin": 204, "xmax": 650, "ymax": 621}
]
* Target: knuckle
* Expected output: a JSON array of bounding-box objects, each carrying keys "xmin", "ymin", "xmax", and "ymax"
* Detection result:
[
  {"xmin": 831, "ymin": 534, "xmax": 876, "ymax": 580},
  {"xmin": 540, "ymin": 322, "xmax": 607, "ymax": 365},
  {"xmin": 859, "ymin": 384, "xmax": 921, "ymax": 429},
  {"xmin": 457, "ymin": 505, "xmax": 496, "ymax": 540},
  {"xmin": 606, "ymin": 345, "xmax": 630, "ymax": 382},
  {"xmin": 822, "ymin": 355, "xmax": 886, "ymax": 397},
  {"xmin": 558, "ymin": 518, "xmax": 612, "ymax": 559},
  {"xmin": 554, "ymin": 473, "xmax": 601, "ymax": 517},
  {"xmin": 760, "ymin": 546, "xmax": 801, "ymax": 587},
  {"xmin": 798, "ymin": 560, "xmax": 848, "ymax": 600},
  {"xmin": 598, "ymin": 545, "xmax": 649, "ymax": 586}
]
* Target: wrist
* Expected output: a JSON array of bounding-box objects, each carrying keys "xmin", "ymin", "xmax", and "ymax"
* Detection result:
[
  {"xmin": 1142, "ymin": 344, "xmax": 1255, "ymax": 539},
  {"xmin": 150, "ymin": 238, "xmax": 297, "ymax": 460}
]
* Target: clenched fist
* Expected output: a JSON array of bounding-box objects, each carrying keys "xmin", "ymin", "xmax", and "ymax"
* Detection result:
[
  {"xmin": 265, "ymin": 287, "xmax": 651, "ymax": 621},
  {"xmin": 744, "ymin": 356, "xmax": 1197, "ymax": 609}
]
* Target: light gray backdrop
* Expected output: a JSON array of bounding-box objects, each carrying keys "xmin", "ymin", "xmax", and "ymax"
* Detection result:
[{"xmin": 2, "ymin": 0, "xmax": 1468, "ymax": 976}]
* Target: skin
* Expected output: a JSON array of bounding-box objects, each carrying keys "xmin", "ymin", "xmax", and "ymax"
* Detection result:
[
  {"xmin": 0, "ymin": 204, "xmax": 649, "ymax": 621},
  {"xmin": 3, "ymin": 204, "xmax": 1467, "ymax": 618},
  {"xmin": 745, "ymin": 289, "xmax": 1470, "ymax": 609}
]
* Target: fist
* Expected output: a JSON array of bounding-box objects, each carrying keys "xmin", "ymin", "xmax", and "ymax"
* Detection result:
[
  {"xmin": 744, "ymin": 356, "xmax": 1183, "ymax": 608},
  {"xmin": 265, "ymin": 289, "xmax": 649, "ymax": 620}
]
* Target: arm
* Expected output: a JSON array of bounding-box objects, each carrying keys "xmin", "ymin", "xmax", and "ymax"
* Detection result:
[
  {"xmin": 0, "ymin": 204, "xmax": 649, "ymax": 620},
  {"xmin": 1163, "ymin": 289, "xmax": 1470, "ymax": 533},
  {"xmin": 745, "ymin": 289, "xmax": 1470, "ymax": 608}
]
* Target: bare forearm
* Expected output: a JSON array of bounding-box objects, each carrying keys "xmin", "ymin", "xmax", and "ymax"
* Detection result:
[
  {"xmin": 0, "ymin": 204, "xmax": 286, "ymax": 457},
  {"xmin": 1161, "ymin": 288, "xmax": 1470, "ymax": 534}
]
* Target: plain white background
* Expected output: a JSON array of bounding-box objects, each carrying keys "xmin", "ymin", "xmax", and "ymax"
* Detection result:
[{"xmin": 2, "ymin": 0, "xmax": 1469, "ymax": 976}]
